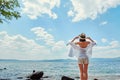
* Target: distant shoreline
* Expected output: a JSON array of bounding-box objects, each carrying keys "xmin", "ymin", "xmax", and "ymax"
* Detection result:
[{"xmin": 0, "ymin": 57, "xmax": 120, "ymax": 62}]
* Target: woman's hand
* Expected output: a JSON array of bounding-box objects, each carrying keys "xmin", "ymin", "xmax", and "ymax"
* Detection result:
[
  {"xmin": 86, "ymin": 37, "xmax": 91, "ymax": 39},
  {"xmin": 66, "ymin": 36, "xmax": 79, "ymax": 46},
  {"xmin": 86, "ymin": 37, "xmax": 94, "ymax": 42}
]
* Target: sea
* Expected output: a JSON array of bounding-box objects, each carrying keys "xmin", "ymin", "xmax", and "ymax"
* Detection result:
[{"xmin": 0, "ymin": 58, "xmax": 120, "ymax": 80}]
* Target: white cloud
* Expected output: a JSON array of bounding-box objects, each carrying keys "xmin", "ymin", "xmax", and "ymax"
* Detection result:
[
  {"xmin": 52, "ymin": 41, "xmax": 66, "ymax": 52},
  {"xmin": 109, "ymin": 40, "xmax": 119, "ymax": 48},
  {"xmin": 0, "ymin": 31, "xmax": 52, "ymax": 60},
  {"xmin": 31, "ymin": 27, "xmax": 68, "ymax": 58},
  {"xmin": 101, "ymin": 38, "xmax": 108, "ymax": 43},
  {"xmin": 100, "ymin": 21, "xmax": 108, "ymax": 25},
  {"xmin": 93, "ymin": 40, "xmax": 120, "ymax": 58},
  {"xmin": 0, "ymin": 31, "xmax": 69, "ymax": 60},
  {"xmin": 31, "ymin": 27, "xmax": 55, "ymax": 46},
  {"xmin": 22, "ymin": 0, "xmax": 60, "ymax": 19},
  {"xmin": 68, "ymin": 0, "xmax": 120, "ymax": 22}
]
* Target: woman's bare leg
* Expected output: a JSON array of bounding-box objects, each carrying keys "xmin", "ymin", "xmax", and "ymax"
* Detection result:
[
  {"xmin": 78, "ymin": 64, "xmax": 84, "ymax": 80},
  {"xmin": 83, "ymin": 64, "xmax": 88, "ymax": 80}
]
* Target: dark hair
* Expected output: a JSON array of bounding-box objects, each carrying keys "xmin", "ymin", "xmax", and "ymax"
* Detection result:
[{"xmin": 79, "ymin": 38, "xmax": 86, "ymax": 42}]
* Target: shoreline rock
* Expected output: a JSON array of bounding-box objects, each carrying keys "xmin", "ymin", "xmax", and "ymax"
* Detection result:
[
  {"xmin": 61, "ymin": 76, "xmax": 74, "ymax": 80},
  {"xmin": 26, "ymin": 71, "xmax": 44, "ymax": 80}
]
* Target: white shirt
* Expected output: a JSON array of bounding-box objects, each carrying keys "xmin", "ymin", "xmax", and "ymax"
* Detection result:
[{"xmin": 68, "ymin": 42, "xmax": 96, "ymax": 58}]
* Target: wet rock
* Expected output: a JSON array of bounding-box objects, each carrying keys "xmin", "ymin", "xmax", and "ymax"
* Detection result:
[
  {"xmin": 94, "ymin": 78, "xmax": 98, "ymax": 80},
  {"xmin": 0, "ymin": 68, "xmax": 7, "ymax": 71},
  {"xmin": 4, "ymin": 68, "xmax": 7, "ymax": 70},
  {"xmin": 33, "ymin": 70, "xmax": 35, "ymax": 73},
  {"xmin": 61, "ymin": 76, "xmax": 74, "ymax": 80},
  {"xmin": 27, "ymin": 71, "xmax": 44, "ymax": 80},
  {"xmin": 17, "ymin": 77, "xmax": 23, "ymax": 79}
]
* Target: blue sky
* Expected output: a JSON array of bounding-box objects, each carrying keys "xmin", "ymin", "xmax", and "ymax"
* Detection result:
[{"xmin": 0, "ymin": 0, "xmax": 120, "ymax": 60}]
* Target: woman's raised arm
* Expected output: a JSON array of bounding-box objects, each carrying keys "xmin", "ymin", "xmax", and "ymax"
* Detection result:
[{"xmin": 71, "ymin": 36, "xmax": 79, "ymax": 42}]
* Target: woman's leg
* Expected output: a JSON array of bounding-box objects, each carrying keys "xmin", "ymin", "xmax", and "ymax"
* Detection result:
[
  {"xmin": 83, "ymin": 64, "xmax": 88, "ymax": 80},
  {"xmin": 78, "ymin": 64, "xmax": 84, "ymax": 80}
]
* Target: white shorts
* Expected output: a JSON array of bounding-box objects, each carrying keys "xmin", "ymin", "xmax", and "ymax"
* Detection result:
[{"xmin": 78, "ymin": 57, "xmax": 89, "ymax": 64}]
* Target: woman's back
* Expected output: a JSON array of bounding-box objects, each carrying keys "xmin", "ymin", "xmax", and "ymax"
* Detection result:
[
  {"xmin": 72, "ymin": 41, "xmax": 90, "ymax": 58},
  {"xmin": 76, "ymin": 41, "xmax": 90, "ymax": 48}
]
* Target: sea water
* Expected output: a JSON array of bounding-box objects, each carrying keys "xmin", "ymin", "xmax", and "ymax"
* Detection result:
[{"xmin": 0, "ymin": 59, "xmax": 120, "ymax": 80}]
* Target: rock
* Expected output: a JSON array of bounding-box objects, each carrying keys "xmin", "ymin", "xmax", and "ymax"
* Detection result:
[
  {"xmin": 0, "ymin": 68, "xmax": 7, "ymax": 71},
  {"xmin": 94, "ymin": 78, "xmax": 98, "ymax": 80},
  {"xmin": 33, "ymin": 70, "xmax": 35, "ymax": 73},
  {"xmin": 17, "ymin": 77, "xmax": 23, "ymax": 79},
  {"xmin": 27, "ymin": 71, "xmax": 44, "ymax": 80},
  {"xmin": 61, "ymin": 76, "xmax": 74, "ymax": 80},
  {"xmin": 4, "ymin": 68, "xmax": 7, "ymax": 70}
]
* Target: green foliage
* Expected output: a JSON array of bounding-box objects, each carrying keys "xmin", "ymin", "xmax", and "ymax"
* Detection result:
[{"xmin": 0, "ymin": 0, "xmax": 21, "ymax": 23}]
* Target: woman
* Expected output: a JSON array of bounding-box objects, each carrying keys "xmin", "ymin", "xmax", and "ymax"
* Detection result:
[{"xmin": 68, "ymin": 33, "xmax": 96, "ymax": 80}]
